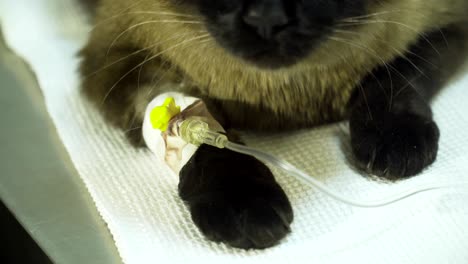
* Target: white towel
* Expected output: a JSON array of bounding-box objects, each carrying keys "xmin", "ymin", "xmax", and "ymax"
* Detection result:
[{"xmin": 1, "ymin": 1, "xmax": 467, "ymax": 263}]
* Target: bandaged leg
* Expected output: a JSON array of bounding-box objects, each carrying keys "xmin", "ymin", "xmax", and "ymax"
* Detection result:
[{"xmin": 142, "ymin": 92, "xmax": 225, "ymax": 174}]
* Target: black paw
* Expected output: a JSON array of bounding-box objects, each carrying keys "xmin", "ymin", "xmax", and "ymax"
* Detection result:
[
  {"xmin": 179, "ymin": 145, "xmax": 293, "ymax": 249},
  {"xmin": 350, "ymin": 112, "xmax": 440, "ymax": 180}
]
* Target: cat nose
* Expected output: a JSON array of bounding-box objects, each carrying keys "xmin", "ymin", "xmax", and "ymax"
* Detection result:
[{"xmin": 242, "ymin": 0, "xmax": 289, "ymax": 39}]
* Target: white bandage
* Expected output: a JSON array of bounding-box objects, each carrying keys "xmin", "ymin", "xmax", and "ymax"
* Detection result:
[{"xmin": 142, "ymin": 92, "xmax": 200, "ymax": 175}]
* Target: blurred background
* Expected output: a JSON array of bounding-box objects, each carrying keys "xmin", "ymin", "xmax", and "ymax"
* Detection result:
[{"xmin": 0, "ymin": 8, "xmax": 121, "ymax": 263}]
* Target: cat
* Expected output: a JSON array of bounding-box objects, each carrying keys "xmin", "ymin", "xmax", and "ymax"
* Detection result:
[{"xmin": 79, "ymin": 0, "xmax": 468, "ymax": 249}]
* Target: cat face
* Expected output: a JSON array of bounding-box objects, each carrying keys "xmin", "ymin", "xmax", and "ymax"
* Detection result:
[{"xmin": 172, "ymin": 0, "xmax": 368, "ymax": 68}]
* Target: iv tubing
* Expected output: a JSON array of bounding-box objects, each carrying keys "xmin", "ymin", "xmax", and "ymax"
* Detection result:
[
  {"xmin": 178, "ymin": 117, "xmax": 468, "ymax": 208},
  {"xmin": 226, "ymin": 141, "xmax": 466, "ymax": 208}
]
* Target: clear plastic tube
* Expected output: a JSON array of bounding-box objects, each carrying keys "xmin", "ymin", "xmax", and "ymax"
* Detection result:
[
  {"xmin": 225, "ymin": 142, "xmax": 467, "ymax": 208},
  {"xmin": 179, "ymin": 117, "xmax": 468, "ymax": 208}
]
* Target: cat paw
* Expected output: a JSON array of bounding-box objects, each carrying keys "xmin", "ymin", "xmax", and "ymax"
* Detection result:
[
  {"xmin": 350, "ymin": 112, "xmax": 440, "ymax": 180},
  {"xmin": 179, "ymin": 145, "xmax": 293, "ymax": 249}
]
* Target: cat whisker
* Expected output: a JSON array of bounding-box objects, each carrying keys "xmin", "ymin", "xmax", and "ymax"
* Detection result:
[
  {"xmin": 123, "ymin": 126, "xmax": 142, "ymax": 134},
  {"xmin": 125, "ymin": 59, "xmax": 149, "ymax": 133},
  {"xmin": 342, "ymin": 9, "xmax": 403, "ymax": 21},
  {"xmin": 332, "ymin": 28, "xmax": 429, "ymax": 77},
  {"xmin": 358, "ymin": 81, "xmax": 374, "ymax": 121},
  {"xmin": 106, "ymin": 20, "xmax": 203, "ymax": 58},
  {"xmin": 336, "ymin": 19, "xmax": 441, "ymax": 55},
  {"xmin": 112, "ymin": 0, "xmax": 147, "ymax": 15},
  {"xmin": 341, "ymin": 8, "xmax": 450, "ymax": 49},
  {"xmin": 91, "ymin": 11, "xmax": 200, "ymax": 32},
  {"xmin": 329, "ymin": 36, "xmax": 427, "ymax": 112},
  {"xmin": 323, "ymin": 43, "xmax": 377, "ymax": 121},
  {"xmin": 392, "ymin": 74, "xmax": 425, "ymax": 102},
  {"xmin": 328, "ymin": 36, "xmax": 395, "ymax": 107},
  {"xmin": 333, "ymin": 28, "xmax": 438, "ymax": 69},
  {"xmin": 323, "ymin": 35, "xmax": 387, "ymax": 100},
  {"xmin": 126, "ymin": 58, "xmax": 174, "ymax": 133},
  {"xmin": 145, "ymin": 61, "xmax": 175, "ymax": 98},
  {"xmin": 324, "ymin": 38, "xmax": 376, "ymax": 121},
  {"xmin": 332, "ymin": 28, "xmax": 434, "ymax": 107},
  {"xmin": 100, "ymin": 34, "xmax": 211, "ymax": 106},
  {"xmin": 142, "ymin": 37, "xmax": 213, "ymax": 103},
  {"xmin": 85, "ymin": 31, "xmax": 205, "ymax": 78}
]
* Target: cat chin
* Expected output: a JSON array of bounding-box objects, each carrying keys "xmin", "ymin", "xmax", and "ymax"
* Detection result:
[
  {"xmin": 240, "ymin": 54, "xmax": 300, "ymax": 70},
  {"xmin": 236, "ymin": 47, "xmax": 350, "ymax": 71}
]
